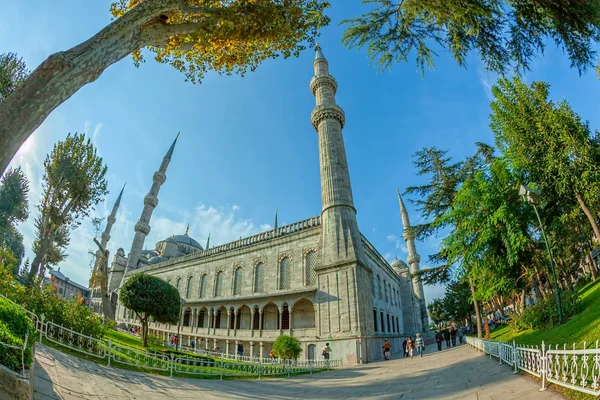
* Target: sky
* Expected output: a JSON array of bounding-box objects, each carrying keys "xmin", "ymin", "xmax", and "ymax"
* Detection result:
[{"xmin": 2, "ymin": 0, "xmax": 600, "ymax": 305}]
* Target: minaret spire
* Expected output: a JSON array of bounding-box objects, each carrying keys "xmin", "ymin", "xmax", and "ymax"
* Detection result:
[
  {"xmin": 99, "ymin": 183, "xmax": 126, "ymax": 251},
  {"xmin": 125, "ymin": 134, "xmax": 179, "ymax": 271},
  {"xmin": 205, "ymin": 232, "xmax": 210, "ymax": 249},
  {"xmin": 274, "ymin": 209, "xmax": 278, "ymax": 230},
  {"xmin": 184, "ymin": 224, "xmax": 189, "ymax": 236},
  {"xmin": 397, "ymin": 187, "xmax": 429, "ymax": 332}
]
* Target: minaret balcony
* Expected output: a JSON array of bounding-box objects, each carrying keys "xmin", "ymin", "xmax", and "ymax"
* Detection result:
[
  {"xmin": 153, "ymin": 171, "xmax": 166, "ymax": 185},
  {"xmin": 134, "ymin": 220, "xmax": 151, "ymax": 235},
  {"xmin": 311, "ymin": 105, "xmax": 345, "ymax": 130},
  {"xmin": 144, "ymin": 194, "xmax": 159, "ymax": 208},
  {"xmin": 309, "ymin": 75, "xmax": 337, "ymax": 96}
]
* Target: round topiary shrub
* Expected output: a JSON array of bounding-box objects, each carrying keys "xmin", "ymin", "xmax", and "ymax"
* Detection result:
[{"xmin": 272, "ymin": 335, "xmax": 302, "ymax": 360}]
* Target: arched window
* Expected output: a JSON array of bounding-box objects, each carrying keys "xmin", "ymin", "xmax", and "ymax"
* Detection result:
[
  {"xmin": 176, "ymin": 277, "xmax": 181, "ymax": 293},
  {"xmin": 215, "ymin": 271, "xmax": 223, "ymax": 297},
  {"xmin": 233, "ymin": 267, "xmax": 243, "ymax": 295},
  {"xmin": 199, "ymin": 274, "xmax": 207, "ymax": 298},
  {"xmin": 279, "ymin": 257, "xmax": 292, "ymax": 289},
  {"xmin": 254, "ymin": 263, "xmax": 265, "ymax": 292},
  {"xmin": 384, "ymin": 281, "xmax": 388, "ymax": 303},
  {"xmin": 185, "ymin": 277, "xmax": 192, "ymax": 298},
  {"xmin": 377, "ymin": 276, "xmax": 382, "ymax": 299},
  {"xmin": 305, "ymin": 251, "xmax": 317, "ymax": 286}
]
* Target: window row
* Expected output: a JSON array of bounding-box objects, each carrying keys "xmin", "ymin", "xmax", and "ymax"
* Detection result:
[
  {"xmin": 375, "ymin": 274, "xmax": 401, "ymax": 308},
  {"xmin": 169, "ymin": 251, "xmax": 318, "ymax": 298},
  {"xmin": 372, "ymin": 309, "xmax": 400, "ymax": 334}
]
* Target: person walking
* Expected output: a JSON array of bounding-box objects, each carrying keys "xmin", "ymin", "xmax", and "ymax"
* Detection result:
[
  {"xmin": 450, "ymin": 326, "xmax": 457, "ymax": 346},
  {"xmin": 382, "ymin": 340, "xmax": 392, "ymax": 360},
  {"xmin": 191, "ymin": 338, "xmax": 196, "ymax": 350},
  {"xmin": 435, "ymin": 331, "xmax": 443, "ymax": 351},
  {"xmin": 237, "ymin": 342, "xmax": 244, "ymax": 357},
  {"xmin": 443, "ymin": 329, "xmax": 451, "ymax": 348},
  {"xmin": 458, "ymin": 326, "xmax": 465, "ymax": 344},
  {"xmin": 407, "ymin": 336, "xmax": 414, "ymax": 359},
  {"xmin": 322, "ymin": 343, "xmax": 332, "ymax": 360},
  {"xmin": 415, "ymin": 333, "xmax": 425, "ymax": 357},
  {"xmin": 402, "ymin": 339, "xmax": 408, "ymax": 357}
]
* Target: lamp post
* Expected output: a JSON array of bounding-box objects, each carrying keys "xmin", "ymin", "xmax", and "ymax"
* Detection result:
[
  {"xmin": 176, "ymin": 297, "xmax": 185, "ymax": 351},
  {"xmin": 519, "ymin": 184, "xmax": 563, "ymax": 324}
]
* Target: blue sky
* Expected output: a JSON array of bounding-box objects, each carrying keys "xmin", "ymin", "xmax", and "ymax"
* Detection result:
[{"xmin": 3, "ymin": 1, "xmax": 600, "ymax": 304}]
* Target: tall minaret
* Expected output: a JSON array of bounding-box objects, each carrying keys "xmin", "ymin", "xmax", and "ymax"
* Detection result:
[
  {"xmin": 310, "ymin": 44, "xmax": 365, "ymax": 266},
  {"xmin": 98, "ymin": 183, "xmax": 126, "ymax": 253},
  {"xmin": 310, "ymin": 45, "xmax": 371, "ymax": 340},
  {"xmin": 397, "ymin": 188, "xmax": 428, "ymax": 331},
  {"xmin": 126, "ymin": 134, "xmax": 179, "ymax": 271}
]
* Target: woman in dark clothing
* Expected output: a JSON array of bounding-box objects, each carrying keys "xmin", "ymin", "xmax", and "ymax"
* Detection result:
[{"xmin": 443, "ymin": 329, "xmax": 451, "ymax": 348}]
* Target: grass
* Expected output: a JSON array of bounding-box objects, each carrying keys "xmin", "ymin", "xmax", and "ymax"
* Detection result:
[{"xmin": 490, "ymin": 279, "xmax": 600, "ymax": 347}]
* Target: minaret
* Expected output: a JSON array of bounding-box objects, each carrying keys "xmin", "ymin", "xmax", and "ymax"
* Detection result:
[
  {"xmin": 99, "ymin": 183, "xmax": 125, "ymax": 252},
  {"xmin": 310, "ymin": 45, "xmax": 370, "ymax": 340},
  {"xmin": 397, "ymin": 188, "xmax": 429, "ymax": 331},
  {"xmin": 310, "ymin": 44, "xmax": 365, "ymax": 267},
  {"xmin": 126, "ymin": 134, "xmax": 179, "ymax": 271},
  {"xmin": 273, "ymin": 209, "xmax": 278, "ymax": 230},
  {"xmin": 205, "ymin": 232, "xmax": 210, "ymax": 250}
]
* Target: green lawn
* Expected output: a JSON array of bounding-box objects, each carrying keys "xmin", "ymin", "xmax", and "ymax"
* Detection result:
[{"xmin": 490, "ymin": 279, "xmax": 600, "ymax": 347}]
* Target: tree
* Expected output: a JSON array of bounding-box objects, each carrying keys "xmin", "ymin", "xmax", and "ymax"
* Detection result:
[
  {"xmin": 490, "ymin": 77, "xmax": 600, "ymax": 243},
  {"xmin": 0, "ymin": 53, "xmax": 29, "ymax": 102},
  {"xmin": 427, "ymin": 299, "xmax": 447, "ymax": 330},
  {"xmin": 442, "ymin": 281, "xmax": 475, "ymax": 325},
  {"xmin": 28, "ymin": 133, "xmax": 107, "ymax": 283},
  {"xmin": 0, "ymin": 0, "xmax": 330, "ymax": 173},
  {"xmin": 3, "ymin": 229, "xmax": 24, "ymax": 275},
  {"xmin": 0, "ymin": 167, "xmax": 29, "ymax": 244},
  {"xmin": 32, "ymin": 218, "xmax": 70, "ymax": 279},
  {"xmin": 342, "ymin": 0, "xmax": 600, "ymax": 76},
  {"xmin": 120, "ymin": 273, "xmax": 180, "ymax": 347},
  {"xmin": 272, "ymin": 335, "xmax": 302, "ymax": 360}
]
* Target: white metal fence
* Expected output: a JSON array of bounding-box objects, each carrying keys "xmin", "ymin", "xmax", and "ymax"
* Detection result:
[
  {"xmin": 465, "ymin": 336, "xmax": 600, "ymax": 396},
  {"xmin": 0, "ymin": 294, "xmax": 341, "ymax": 380}
]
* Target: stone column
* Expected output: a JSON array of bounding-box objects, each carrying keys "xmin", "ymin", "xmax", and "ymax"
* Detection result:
[
  {"xmin": 208, "ymin": 310, "xmax": 213, "ymax": 329},
  {"xmin": 251, "ymin": 309, "xmax": 255, "ymax": 337},
  {"xmin": 250, "ymin": 341, "xmax": 254, "ymax": 358},
  {"xmin": 213, "ymin": 338, "xmax": 217, "ymax": 351},
  {"xmin": 289, "ymin": 309, "xmax": 293, "ymax": 336},
  {"xmin": 259, "ymin": 308, "xmax": 264, "ymax": 337},
  {"xmin": 259, "ymin": 342, "xmax": 264, "ymax": 359},
  {"xmin": 278, "ymin": 307, "xmax": 283, "ymax": 335},
  {"xmin": 226, "ymin": 340, "xmax": 230, "ymax": 356},
  {"xmin": 234, "ymin": 309, "xmax": 239, "ymax": 336},
  {"xmin": 226, "ymin": 310, "xmax": 231, "ymax": 336}
]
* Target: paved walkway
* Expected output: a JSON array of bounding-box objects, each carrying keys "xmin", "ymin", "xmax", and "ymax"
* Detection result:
[{"xmin": 33, "ymin": 343, "xmax": 563, "ymax": 399}]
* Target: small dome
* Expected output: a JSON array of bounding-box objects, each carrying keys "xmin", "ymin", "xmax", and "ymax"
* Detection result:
[
  {"xmin": 148, "ymin": 256, "xmax": 168, "ymax": 264},
  {"xmin": 166, "ymin": 234, "xmax": 203, "ymax": 250},
  {"xmin": 391, "ymin": 258, "xmax": 409, "ymax": 274},
  {"xmin": 117, "ymin": 248, "xmax": 125, "ymax": 256},
  {"xmin": 141, "ymin": 250, "xmax": 158, "ymax": 258}
]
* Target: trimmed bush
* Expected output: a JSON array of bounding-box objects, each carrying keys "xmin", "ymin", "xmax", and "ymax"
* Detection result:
[
  {"xmin": 509, "ymin": 290, "xmax": 580, "ymax": 332},
  {"xmin": 272, "ymin": 335, "xmax": 302, "ymax": 360},
  {"xmin": 0, "ymin": 296, "xmax": 33, "ymax": 337},
  {"xmin": 0, "ymin": 297, "xmax": 34, "ymax": 373}
]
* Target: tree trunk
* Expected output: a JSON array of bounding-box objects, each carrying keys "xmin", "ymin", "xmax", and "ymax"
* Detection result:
[
  {"xmin": 28, "ymin": 236, "xmax": 51, "ymax": 284},
  {"xmin": 520, "ymin": 289, "xmax": 526, "ymax": 312},
  {"xmin": 575, "ymin": 191, "xmax": 600, "ymax": 244},
  {"xmin": 531, "ymin": 276, "xmax": 543, "ymax": 302},
  {"xmin": 587, "ymin": 251, "xmax": 599, "ymax": 280},
  {"xmin": 533, "ymin": 265, "xmax": 549, "ymax": 300},
  {"xmin": 0, "ymin": 0, "xmax": 186, "ymax": 173},
  {"xmin": 142, "ymin": 315, "xmax": 149, "ymax": 347},
  {"xmin": 470, "ymin": 279, "xmax": 483, "ymax": 339}
]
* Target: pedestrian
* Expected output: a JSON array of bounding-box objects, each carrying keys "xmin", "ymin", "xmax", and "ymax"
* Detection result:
[
  {"xmin": 237, "ymin": 342, "xmax": 244, "ymax": 357},
  {"xmin": 450, "ymin": 325, "xmax": 457, "ymax": 346},
  {"xmin": 382, "ymin": 340, "xmax": 392, "ymax": 360},
  {"xmin": 415, "ymin": 333, "xmax": 425, "ymax": 357},
  {"xmin": 173, "ymin": 335, "xmax": 178, "ymax": 348},
  {"xmin": 435, "ymin": 331, "xmax": 443, "ymax": 351},
  {"xmin": 169, "ymin": 335, "xmax": 174, "ymax": 347},
  {"xmin": 322, "ymin": 342, "xmax": 332, "ymax": 360},
  {"xmin": 402, "ymin": 339, "xmax": 408, "ymax": 357},
  {"xmin": 458, "ymin": 326, "xmax": 464, "ymax": 344},
  {"xmin": 269, "ymin": 349, "xmax": 276, "ymax": 359},
  {"xmin": 191, "ymin": 338, "xmax": 196, "ymax": 349},
  {"xmin": 443, "ymin": 329, "xmax": 451, "ymax": 348},
  {"xmin": 407, "ymin": 336, "xmax": 414, "ymax": 359}
]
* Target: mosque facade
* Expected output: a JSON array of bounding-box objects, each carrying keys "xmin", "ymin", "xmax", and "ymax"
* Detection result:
[{"xmin": 99, "ymin": 46, "xmax": 428, "ymax": 364}]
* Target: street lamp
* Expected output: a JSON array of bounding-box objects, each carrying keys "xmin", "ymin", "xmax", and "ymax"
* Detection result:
[
  {"xmin": 176, "ymin": 297, "xmax": 185, "ymax": 351},
  {"xmin": 519, "ymin": 184, "xmax": 563, "ymax": 324}
]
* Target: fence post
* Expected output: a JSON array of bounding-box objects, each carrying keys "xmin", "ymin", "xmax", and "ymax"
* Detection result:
[
  {"xmin": 107, "ymin": 340, "xmax": 112, "ymax": 367},
  {"xmin": 220, "ymin": 361, "xmax": 223, "ymax": 381},
  {"xmin": 170, "ymin": 354, "xmax": 174, "ymax": 377},
  {"xmin": 39, "ymin": 315, "xmax": 45, "ymax": 342},
  {"xmin": 309, "ymin": 361, "xmax": 312, "ymax": 375},
  {"xmin": 512, "ymin": 340, "xmax": 517, "ymax": 374},
  {"xmin": 258, "ymin": 363, "xmax": 261, "ymax": 380},
  {"xmin": 539, "ymin": 341, "xmax": 546, "ymax": 392}
]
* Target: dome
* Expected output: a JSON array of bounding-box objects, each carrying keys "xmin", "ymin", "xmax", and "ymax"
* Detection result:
[
  {"xmin": 166, "ymin": 234, "xmax": 203, "ymax": 250},
  {"xmin": 148, "ymin": 256, "xmax": 168, "ymax": 264},
  {"xmin": 391, "ymin": 258, "xmax": 409, "ymax": 274},
  {"xmin": 141, "ymin": 249, "xmax": 158, "ymax": 258}
]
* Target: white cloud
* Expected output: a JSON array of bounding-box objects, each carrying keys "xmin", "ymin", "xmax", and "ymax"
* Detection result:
[{"xmin": 478, "ymin": 68, "xmax": 495, "ymax": 101}]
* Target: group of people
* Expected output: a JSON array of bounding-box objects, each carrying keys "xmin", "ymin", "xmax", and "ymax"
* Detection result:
[
  {"xmin": 168, "ymin": 334, "xmax": 178, "ymax": 347},
  {"xmin": 380, "ymin": 333, "xmax": 425, "ymax": 361},
  {"xmin": 435, "ymin": 325, "xmax": 464, "ymax": 351}
]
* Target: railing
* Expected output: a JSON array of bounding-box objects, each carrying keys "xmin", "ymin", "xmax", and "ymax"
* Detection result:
[
  {"xmin": 0, "ymin": 334, "xmax": 29, "ymax": 378},
  {"xmin": 465, "ymin": 336, "xmax": 600, "ymax": 396}
]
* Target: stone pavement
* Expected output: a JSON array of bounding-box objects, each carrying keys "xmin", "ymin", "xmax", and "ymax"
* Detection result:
[{"xmin": 33, "ymin": 343, "xmax": 564, "ymax": 400}]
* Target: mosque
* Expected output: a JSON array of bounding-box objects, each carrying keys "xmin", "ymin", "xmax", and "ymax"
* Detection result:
[{"xmin": 95, "ymin": 46, "xmax": 428, "ymax": 364}]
